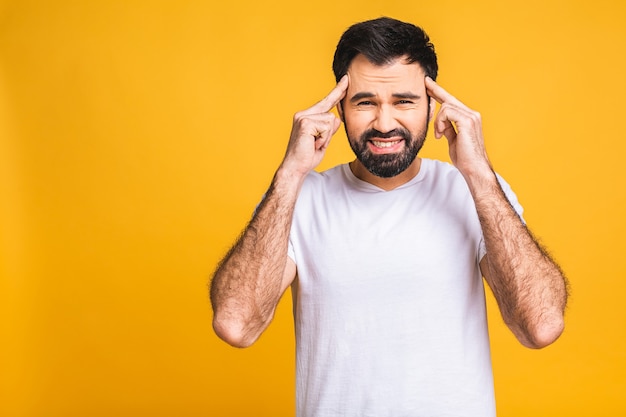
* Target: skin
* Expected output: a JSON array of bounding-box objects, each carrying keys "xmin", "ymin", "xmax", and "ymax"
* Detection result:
[
  {"xmin": 340, "ymin": 54, "xmax": 433, "ymax": 190},
  {"xmin": 425, "ymin": 76, "xmax": 568, "ymax": 348},
  {"xmin": 210, "ymin": 76, "xmax": 348, "ymax": 347},
  {"xmin": 210, "ymin": 55, "xmax": 568, "ymax": 349}
]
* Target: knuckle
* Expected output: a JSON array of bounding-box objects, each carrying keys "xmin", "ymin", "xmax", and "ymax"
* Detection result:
[
  {"xmin": 305, "ymin": 119, "xmax": 325, "ymax": 133},
  {"xmin": 298, "ymin": 118, "xmax": 313, "ymax": 130}
]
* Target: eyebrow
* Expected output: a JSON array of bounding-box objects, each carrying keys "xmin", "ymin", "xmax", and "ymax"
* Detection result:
[
  {"xmin": 393, "ymin": 92, "xmax": 421, "ymax": 100},
  {"xmin": 349, "ymin": 91, "xmax": 422, "ymax": 103}
]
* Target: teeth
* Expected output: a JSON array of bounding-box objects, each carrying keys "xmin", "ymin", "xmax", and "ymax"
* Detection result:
[{"xmin": 372, "ymin": 140, "xmax": 400, "ymax": 148}]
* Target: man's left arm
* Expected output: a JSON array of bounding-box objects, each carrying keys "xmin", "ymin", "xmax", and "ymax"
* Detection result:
[{"xmin": 426, "ymin": 77, "xmax": 569, "ymax": 349}]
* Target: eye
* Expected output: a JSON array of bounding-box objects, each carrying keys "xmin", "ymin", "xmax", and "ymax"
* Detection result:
[
  {"xmin": 397, "ymin": 100, "xmax": 414, "ymax": 105},
  {"xmin": 357, "ymin": 101, "xmax": 374, "ymax": 106}
]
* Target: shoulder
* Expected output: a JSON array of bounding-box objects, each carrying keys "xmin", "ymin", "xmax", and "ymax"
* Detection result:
[
  {"xmin": 423, "ymin": 158, "xmax": 516, "ymax": 191},
  {"xmin": 423, "ymin": 159, "xmax": 524, "ymax": 219},
  {"xmin": 300, "ymin": 164, "xmax": 348, "ymax": 193},
  {"xmin": 420, "ymin": 158, "xmax": 468, "ymax": 191}
]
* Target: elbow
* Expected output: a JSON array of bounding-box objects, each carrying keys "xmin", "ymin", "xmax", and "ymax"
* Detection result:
[
  {"xmin": 519, "ymin": 315, "xmax": 565, "ymax": 349},
  {"xmin": 212, "ymin": 313, "xmax": 261, "ymax": 348}
]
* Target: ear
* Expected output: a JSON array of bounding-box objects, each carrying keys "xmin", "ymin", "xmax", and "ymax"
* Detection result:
[
  {"xmin": 337, "ymin": 101, "xmax": 345, "ymax": 123},
  {"xmin": 428, "ymin": 97, "xmax": 436, "ymax": 121}
]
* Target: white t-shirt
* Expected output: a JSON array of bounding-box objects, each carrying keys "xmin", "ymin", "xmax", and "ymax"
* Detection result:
[{"xmin": 288, "ymin": 159, "xmax": 523, "ymax": 417}]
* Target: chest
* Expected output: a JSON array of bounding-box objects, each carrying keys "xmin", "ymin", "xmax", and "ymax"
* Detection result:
[{"xmin": 291, "ymin": 183, "xmax": 482, "ymax": 302}]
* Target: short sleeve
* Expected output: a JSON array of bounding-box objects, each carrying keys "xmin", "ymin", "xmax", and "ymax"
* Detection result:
[{"xmin": 288, "ymin": 238, "xmax": 296, "ymax": 264}]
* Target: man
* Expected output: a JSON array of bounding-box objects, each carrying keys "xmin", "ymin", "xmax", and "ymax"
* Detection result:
[{"xmin": 210, "ymin": 17, "xmax": 568, "ymax": 416}]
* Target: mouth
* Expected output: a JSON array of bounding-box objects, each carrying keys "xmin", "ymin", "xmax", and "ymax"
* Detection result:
[
  {"xmin": 371, "ymin": 139, "xmax": 402, "ymax": 148},
  {"xmin": 369, "ymin": 138, "xmax": 405, "ymax": 153}
]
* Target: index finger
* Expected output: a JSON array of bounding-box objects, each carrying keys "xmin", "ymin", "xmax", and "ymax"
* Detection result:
[
  {"xmin": 301, "ymin": 74, "xmax": 349, "ymax": 115},
  {"xmin": 425, "ymin": 76, "xmax": 463, "ymax": 107}
]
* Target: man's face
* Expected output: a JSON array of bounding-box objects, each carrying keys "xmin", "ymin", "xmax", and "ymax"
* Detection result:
[{"xmin": 341, "ymin": 54, "xmax": 432, "ymax": 178}]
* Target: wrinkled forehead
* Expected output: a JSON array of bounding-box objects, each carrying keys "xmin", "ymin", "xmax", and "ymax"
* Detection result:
[{"xmin": 346, "ymin": 54, "xmax": 426, "ymax": 94}]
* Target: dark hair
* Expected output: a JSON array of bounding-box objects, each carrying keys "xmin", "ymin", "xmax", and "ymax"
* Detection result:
[{"xmin": 332, "ymin": 17, "xmax": 438, "ymax": 82}]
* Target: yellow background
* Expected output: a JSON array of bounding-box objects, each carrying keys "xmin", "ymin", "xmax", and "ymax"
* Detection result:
[{"xmin": 1, "ymin": 0, "xmax": 624, "ymax": 416}]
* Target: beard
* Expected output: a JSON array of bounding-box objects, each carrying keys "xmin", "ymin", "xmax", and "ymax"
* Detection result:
[{"xmin": 346, "ymin": 123, "xmax": 428, "ymax": 178}]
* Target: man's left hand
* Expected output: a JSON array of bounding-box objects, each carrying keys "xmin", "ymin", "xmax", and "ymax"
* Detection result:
[{"xmin": 425, "ymin": 77, "xmax": 492, "ymax": 178}]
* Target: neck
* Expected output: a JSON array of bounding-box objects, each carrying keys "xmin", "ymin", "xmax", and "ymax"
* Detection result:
[{"xmin": 349, "ymin": 158, "xmax": 422, "ymax": 191}]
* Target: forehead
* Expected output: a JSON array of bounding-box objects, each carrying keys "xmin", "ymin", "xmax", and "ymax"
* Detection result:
[{"xmin": 346, "ymin": 54, "xmax": 425, "ymax": 93}]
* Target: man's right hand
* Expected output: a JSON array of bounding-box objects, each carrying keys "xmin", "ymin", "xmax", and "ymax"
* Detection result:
[
  {"xmin": 280, "ymin": 75, "xmax": 349, "ymax": 178},
  {"xmin": 211, "ymin": 77, "xmax": 348, "ymax": 348}
]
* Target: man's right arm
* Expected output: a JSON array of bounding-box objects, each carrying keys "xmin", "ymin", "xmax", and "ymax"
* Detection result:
[
  {"xmin": 210, "ymin": 168, "xmax": 302, "ymax": 348},
  {"xmin": 210, "ymin": 76, "xmax": 349, "ymax": 348}
]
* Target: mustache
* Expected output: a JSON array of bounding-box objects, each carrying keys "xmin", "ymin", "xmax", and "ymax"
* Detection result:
[{"xmin": 361, "ymin": 128, "xmax": 412, "ymax": 141}]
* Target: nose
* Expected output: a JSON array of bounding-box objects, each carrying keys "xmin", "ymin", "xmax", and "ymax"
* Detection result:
[{"xmin": 372, "ymin": 105, "xmax": 396, "ymax": 134}]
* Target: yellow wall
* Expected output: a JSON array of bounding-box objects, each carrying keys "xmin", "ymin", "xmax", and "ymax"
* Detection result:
[{"xmin": 1, "ymin": 0, "xmax": 624, "ymax": 416}]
